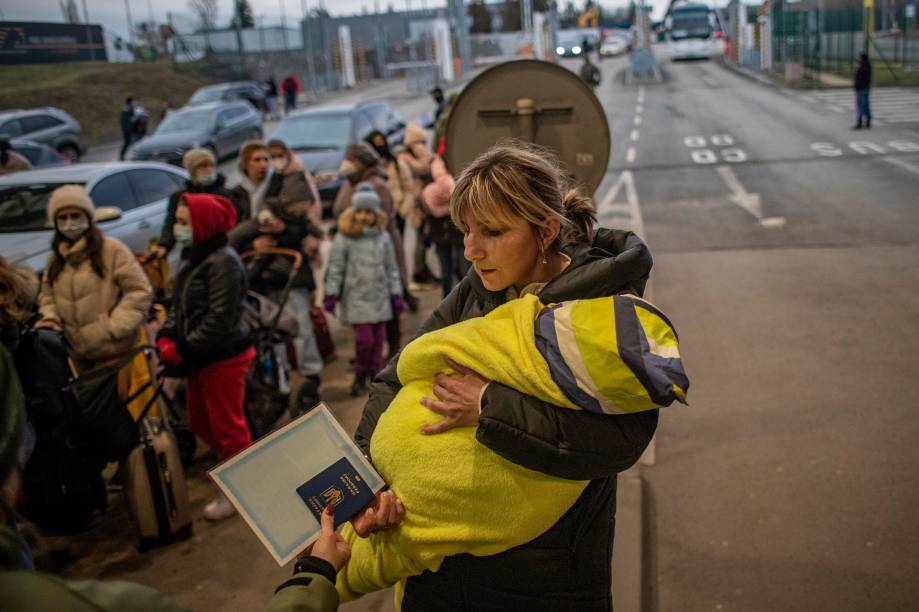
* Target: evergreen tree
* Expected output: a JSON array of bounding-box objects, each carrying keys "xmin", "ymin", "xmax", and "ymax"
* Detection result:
[{"xmin": 230, "ymin": 0, "xmax": 255, "ymax": 28}]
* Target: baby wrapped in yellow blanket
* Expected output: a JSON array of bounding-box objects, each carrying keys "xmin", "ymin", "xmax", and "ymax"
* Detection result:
[{"xmin": 337, "ymin": 293, "xmax": 688, "ymax": 603}]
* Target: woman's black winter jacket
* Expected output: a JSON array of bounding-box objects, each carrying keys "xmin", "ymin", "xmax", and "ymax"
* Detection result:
[
  {"xmin": 159, "ymin": 235, "xmax": 252, "ymax": 367},
  {"xmin": 356, "ymin": 228, "xmax": 659, "ymax": 611}
]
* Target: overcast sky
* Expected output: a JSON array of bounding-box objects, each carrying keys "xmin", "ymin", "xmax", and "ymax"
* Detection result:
[{"xmin": 3, "ymin": 0, "xmax": 671, "ymax": 42}]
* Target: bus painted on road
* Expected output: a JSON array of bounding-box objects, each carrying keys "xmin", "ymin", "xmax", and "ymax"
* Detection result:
[{"xmin": 666, "ymin": 2, "xmax": 722, "ymax": 60}]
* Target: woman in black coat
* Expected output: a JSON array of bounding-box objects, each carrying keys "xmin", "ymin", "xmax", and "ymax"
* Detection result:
[
  {"xmin": 156, "ymin": 193, "xmax": 254, "ymax": 522},
  {"xmin": 351, "ymin": 144, "xmax": 658, "ymax": 610}
]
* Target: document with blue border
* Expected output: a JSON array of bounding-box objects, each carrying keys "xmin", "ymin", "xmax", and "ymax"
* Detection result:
[{"xmin": 209, "ymin": 403, "xmax": 385, "ymax": 566}]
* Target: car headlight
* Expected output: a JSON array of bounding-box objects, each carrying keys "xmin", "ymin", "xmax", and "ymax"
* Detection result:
[
  {"xmin": 556, "ymin": 46, "xmax": 565, "ymax": 54},
  {"xmin": 572, "ymin": 46, "xmax": 582, "ymax": 54}
]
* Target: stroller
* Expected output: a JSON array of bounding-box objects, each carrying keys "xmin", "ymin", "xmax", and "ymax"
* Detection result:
[{"xmin": 241, "ymin": 247, "xmax": 320, "ymax": 440}]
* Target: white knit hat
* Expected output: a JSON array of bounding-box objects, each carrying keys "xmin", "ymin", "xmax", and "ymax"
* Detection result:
[
  {"xmin": 47, "ymin": 184, "xmax": 95, "ymax": 224},
  {"xmin": 351, "ymin": 182, "xmax": 381, "ymax": 213}
]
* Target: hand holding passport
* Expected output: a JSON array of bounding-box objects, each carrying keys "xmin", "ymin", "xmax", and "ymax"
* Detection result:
[{"xmin": 209, "ymin": 404, "xmax": 386, "ymax": 565}]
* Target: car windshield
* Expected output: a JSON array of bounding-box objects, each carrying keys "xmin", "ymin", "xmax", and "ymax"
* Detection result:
[
  {"xmin": 189, "ymin": 88, "xmax": 224, "ymax": 104},
  {"xmin": 157, "ymin": 109, "xmax": 214, "ymax": 134},
  {"xmin": 270, "ymin": 114, "xmax": 352, "ymax": 150},
  {"xmin": 0, "ymin": 182, "xmax": 74, "ymax": 232}
]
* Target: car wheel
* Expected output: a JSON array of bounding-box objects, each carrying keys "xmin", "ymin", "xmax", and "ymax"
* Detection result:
[{"xmin": 58, "ymin": 143, "xmax": 81, "ymax": 162}]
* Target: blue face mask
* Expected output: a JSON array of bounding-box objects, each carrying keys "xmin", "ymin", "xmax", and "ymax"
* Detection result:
[{"xmin": 174, "ymin": 225, "xmax": 193, "ymax": 246}]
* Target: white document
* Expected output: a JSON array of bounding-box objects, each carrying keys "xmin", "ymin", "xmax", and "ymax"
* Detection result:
[{"xmin": 209, "ymin": 403, "xmax": 385, "ymax": 566}]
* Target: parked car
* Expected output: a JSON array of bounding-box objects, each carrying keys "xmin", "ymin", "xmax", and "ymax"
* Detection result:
[
  {"xmin": 10, "ymin": 138, "xmax": 70, "ymax": 169},
  {"xmin": 0, "ymin": 108, "xmax": 86, "ymax": 161},
  {"xmin": 129, "ymin": 101, "xmax": 262, "ymax": 166},
  {"xmin": 600, "ymin": 30, "xmax": 630, "ymax": 57},
  {"xmin": 186, "ymin": 81, "xmax": 268, "ymax": 113},
  {"xmin": 267, "ymin": 100, "xmax": 405, "ymax": 216},
  {"xmin": 0, "ymin": 162, "xmax": 188, "ymax": 272}
]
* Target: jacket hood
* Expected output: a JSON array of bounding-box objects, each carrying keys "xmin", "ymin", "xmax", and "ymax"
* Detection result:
[
  {"xmin": 337, "ymin": 207, "xmax": 388, "ymax": 238},
  {"xmin": 183, "ymin": 193, "xmax": 237, "ymax": 245},
  {"xmin": 464, "ymin": 228, "xmax": 654, "ymax": 307}
]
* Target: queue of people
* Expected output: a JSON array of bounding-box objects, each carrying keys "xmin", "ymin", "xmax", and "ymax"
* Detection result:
[{"xmin": 0, "ymin": 96, "xmax": 668, "ymax": 612}]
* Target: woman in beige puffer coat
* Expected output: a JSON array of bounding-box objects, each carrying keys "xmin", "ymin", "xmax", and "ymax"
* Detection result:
[{"xmin": 36, "ymin": 185, "xmax": 152, "ymax": 368}]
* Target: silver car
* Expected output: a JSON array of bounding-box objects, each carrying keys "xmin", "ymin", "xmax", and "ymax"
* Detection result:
[
  {"xmin": 0, "ymin": 162, "xmax": 188, "ymax": 273},
  {"xmin": 0, "ymin": 107, "xmax": 86, "ymax": 162}
]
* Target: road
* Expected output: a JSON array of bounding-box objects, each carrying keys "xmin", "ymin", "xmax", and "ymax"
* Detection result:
[
  {"xmin": 41, "ymin": 54, "xmax": 919, "ymax": 611},
  {"xmin": 581, "ymin": 52, "xmax": 919, "ymax": 611}
]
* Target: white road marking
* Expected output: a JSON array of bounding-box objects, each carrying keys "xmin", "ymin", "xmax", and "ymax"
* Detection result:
[
  {"xmin": 800, "ymin": 95, "xmax": 817, "ymax": 103},
  {"xmin": 626, "ymin": 146, "xmax": 636, "ymax": 163},
  {"xmin": 691, "ymin": 149, "xmax": 719, "ymax": 164},
  {"xmin": 636, "ymin": 104, "xmax": 644, "ymax": 114},
  {"xmin": 684, "ymin": 135, "xmax": 706, "ymax": 148},
  {"xmin": 811, "ymin": 142, "xmax": 845, "ymax": 157},
  {"xmin": 597, "ymin": 170, "xmax": 645, "ymax": 238},
  {"xmin": 827, "ymin": 105, "xmax": 845, "ymax": 113},
  {"xmin": 710, "ymin": 134, "xmax": 735, "ymax": 146},
  {"xmin": 633, "ymin": 115, "xmax": 642, "ymax": 126},
  {"xmin": 716, "ymin": 165, "xmax": 786, "ymax": 228},
  {"xmin": 630, "ymin": 129, "xmax": 640, "ymax": 142},
  {"xmin": 883, "ymin": 156, "xmax": 919, "ymax": 176}
]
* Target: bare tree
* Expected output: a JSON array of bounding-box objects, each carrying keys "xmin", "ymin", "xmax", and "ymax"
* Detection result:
[
  {"xmin": 188, "ymin": 0, "xmax": 219, "ymax": 32},
  {"xmin": 59, "ymin": 0, "xmax": 80, "ymax": 23}
]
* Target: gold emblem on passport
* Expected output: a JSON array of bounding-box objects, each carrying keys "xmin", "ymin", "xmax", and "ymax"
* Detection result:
[{"xmin": 321, "ymin": 486, "xmax": 345, "ymax": 506}]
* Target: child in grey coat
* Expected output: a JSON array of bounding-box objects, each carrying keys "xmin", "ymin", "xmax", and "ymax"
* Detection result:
[{"xmin": 324, "ymin": 183, "xmax": 404, "ymax": 395}]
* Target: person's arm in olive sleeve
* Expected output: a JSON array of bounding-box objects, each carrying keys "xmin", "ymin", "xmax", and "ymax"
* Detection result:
[{"xmin": 267, "ymin": 558, "xmax": 339, "ymax": 612}]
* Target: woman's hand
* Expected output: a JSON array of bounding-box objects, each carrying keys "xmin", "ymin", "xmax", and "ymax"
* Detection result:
[
  {"xmin": 350, "ymin": 490, "xmax": 405, "ymax": 538},
  {"xmin": 304, "ymin": 504, "xmax": 351, "ymax": 572},
  {"xmin": 34, "ymin": 319, "xmax": 61, "ymax": 331},
  {"xmin": 420, "ymin": 357, "xmax": 489, "ymax": 435}
]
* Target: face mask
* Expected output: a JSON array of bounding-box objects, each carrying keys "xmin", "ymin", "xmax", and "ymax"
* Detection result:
[
  {"xmin": 174, "ymin": 225, "xmax": 194, "ymax": 246},
  {"xmin": 271, "ymin": 158, "xmax": 288, "ymax": 172},
  {"xmin": 58, "ymin": 219, "xmax": 89, "ymax": 242},
  {"xmin": 338, "ymin": 159, "xmax": 359, "ymax": 179},
  {"xmin": 195, "ymin": 171, "xmax": 217, "ymax": 186}
]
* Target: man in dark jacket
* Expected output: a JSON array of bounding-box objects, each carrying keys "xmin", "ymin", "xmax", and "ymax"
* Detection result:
[
  {"xmin": 853, "ymin": 53, "xmax": 872, "ymax": 130},
  {"xmin": 119, "ymin": 97, "xmax": 135, "ymax": 160},
  {"xmin": 354, "ymin": 228, "xmax": 657, "ymax": 610},
  {"xmin": 156, "ymin": 148, "xmax": 238, "ymax": 257}
]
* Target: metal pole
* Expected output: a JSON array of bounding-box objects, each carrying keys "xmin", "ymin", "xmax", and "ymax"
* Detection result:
[
  {"xmin": 280, "ymin": 0, "xmax": 289, "ymax": 51},
  {"xmin": 81, "ymin": 0, "xmax": 96, "ymax": 61},
  {"xmin": 234, "ymin": 0, "xmax": 247, "ymax": 76},
  {"xmin": 124, "ymin": 0, "xmax": 135, "ymax": 47}
]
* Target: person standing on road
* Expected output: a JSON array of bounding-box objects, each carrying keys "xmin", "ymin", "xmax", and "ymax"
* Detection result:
[
  {"xmin": 282, "ymin": 75, "xmax": 300, "ymax": 115},
  {"xmin": 397, "ymin": 124, "xmax": 439, "ymax": 289},
  {"xmin": 350, "ymin": 143, "xmax": 657, "ymax": 610},
  {"xmin": 853, "ymin": 53, "xmax": 872, "ymax": 130},
  {"xmin": 265, "ymin": 76, "xmax": 280, "ymax": 120},
  {"xmin": 155, "ymin": 194, "xmax": 254, "ymax": 522},
  {"xmin": 230, "ymin": 140, "xmax": 273, "ymax": 223},
  {"xmin": 0, "ymin": 342, "xmax": 354, "ymax": 612},
  {"xmin": 119, "ymin": 97, "xmax": 136, "ymax": 160},
  {"xmin": 429, "ymin": 87, "xmax": 447, "ymax": 124},
  {"xmin": 333, "ymin": 143, "xmax": 409, "ymax": 357},
  {"xmin": 0, "ymin": 137, "xmax": 32, "ymax": 176},
  {"xmin": 156, "ymin": 148, "xmax": 238, "ymax": 258},
  {"xmin": 580, "ymin": 53, "xmax": 601, "ymax": 89},
  {"xmin": 324, "ymin": 184, "xmax": 404, "ymax": 397},
  {"xmin": 229, "ymin": 139, "xmax": 326, "ymax": 409},
  {"xmin": 35, "ymin": 185, "xmax": 152, "ymax": 372}
]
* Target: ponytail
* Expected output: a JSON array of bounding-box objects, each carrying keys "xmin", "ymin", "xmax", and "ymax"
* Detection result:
[{"xmin": 560, "ymin": 188, "xmax": 596, "ymax": 245}]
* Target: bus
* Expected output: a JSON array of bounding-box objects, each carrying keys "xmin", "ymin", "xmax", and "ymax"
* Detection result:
[{"xmin": 666, "ymin": 2, "xmax": 722, "ymax": 60}]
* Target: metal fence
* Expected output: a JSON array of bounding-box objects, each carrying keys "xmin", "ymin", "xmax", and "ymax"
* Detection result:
[{"xmin": 771, "ymin": 6, "xmax": 919, "ymax": 84}]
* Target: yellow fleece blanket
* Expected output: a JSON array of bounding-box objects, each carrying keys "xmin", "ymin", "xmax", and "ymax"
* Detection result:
[{"xmin": 336, "ymin": 293, "xmax": 687, "ymax": 604}]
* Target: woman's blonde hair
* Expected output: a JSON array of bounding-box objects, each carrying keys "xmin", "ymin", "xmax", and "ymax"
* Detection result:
[
  {"xmin": 0, "ymin": 256, "xmax": 38, "ymax": 324},
  {"xmin": 450, "ymin": 141, "xmax": 596, "ymax": 249},
  {"xmin": 237, "ymin": 140, "xmax": 269, "ymax": 173}
]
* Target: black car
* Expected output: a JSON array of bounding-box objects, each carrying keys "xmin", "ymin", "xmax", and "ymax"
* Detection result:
[
  {"xmin": 267, "ymin": 101, "xmax": 405, "ymax": 215},
  {"xmin": 130, "ymin": 101, "xmax": 262, "ymax": 166},
  {"xmin": 187, "ymin": 81, "xmax": 268, "ymax": 113}
]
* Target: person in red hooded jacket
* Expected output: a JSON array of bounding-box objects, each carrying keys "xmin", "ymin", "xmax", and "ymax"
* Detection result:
[{"xmin": 156, "ymin": 193, "xmax": 255, "ymax": 521}]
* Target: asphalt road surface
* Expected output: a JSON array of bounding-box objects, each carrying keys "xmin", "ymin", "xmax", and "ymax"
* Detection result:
[{"xmin": 580, "ymin": 51, "xmax": 919, "ymax": 611}]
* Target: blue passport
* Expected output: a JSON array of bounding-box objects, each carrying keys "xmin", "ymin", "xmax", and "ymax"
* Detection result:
[{"xmin": 296, "ymin": 457, "xmax": 375, "ymax": 529}]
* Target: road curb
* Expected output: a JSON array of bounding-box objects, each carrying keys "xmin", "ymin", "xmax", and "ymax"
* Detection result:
[
  {"xmin": 614, "ymin": 466, "xmax": 645, "ymax": 612},
  {"xmin": 717, "ymin": 58, "xmax": 782, "ymax": 90}
]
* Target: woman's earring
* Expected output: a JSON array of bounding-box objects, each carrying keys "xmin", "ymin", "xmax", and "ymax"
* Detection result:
[{"xmin": 540, "ymin": 245, "xmax": 548, "ymax": 265}]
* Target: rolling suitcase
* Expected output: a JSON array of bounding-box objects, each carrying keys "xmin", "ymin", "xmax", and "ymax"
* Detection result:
[{"xmin": 122, "ymin": 354, "xmax": 192, "ymax": 551}]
